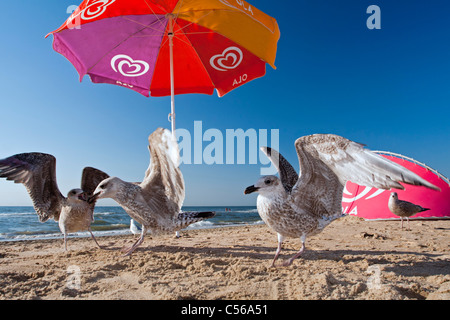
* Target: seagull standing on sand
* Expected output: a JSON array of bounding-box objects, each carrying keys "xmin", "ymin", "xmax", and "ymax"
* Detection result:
[
  {"xmin": 388, "ymin": 192, "xmax": 430, "ymax": 230},
  {"xmin": 92, "ymin": 128, "xmax": 215, "ymax": 256},
  {"xmin": 0, "ymin": 153, "xmax": 109, "ymax": 250},
  {"xmin": 244, "ymin": 134, "xmax": 440, "ymax": 267}
]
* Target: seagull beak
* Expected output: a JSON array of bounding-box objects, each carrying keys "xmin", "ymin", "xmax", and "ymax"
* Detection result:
[
  {"xmin": 244, "ymin": 185, "xmax": 259, "ymax": 195},
  {"xmin": 88, "ymin": 191, "xmax": 101, "ymax": 204},
  {"xmin": 78, "ymin": 192, "xmax": 88, "ymax": 201}
]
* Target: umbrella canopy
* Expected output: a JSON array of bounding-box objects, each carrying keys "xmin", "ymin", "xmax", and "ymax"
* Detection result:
[{"xmin": 47, "ymin": 0, "xmax": 280, "ymax": 130}]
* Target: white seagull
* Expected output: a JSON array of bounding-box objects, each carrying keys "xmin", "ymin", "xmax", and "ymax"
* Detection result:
[
  {"xmin": 0, "ymin": 153, "xmax": 109, "ymax": 250},
  {"xmin": 92, "ymin": 128, "xmax": 215, "ymax": 256},
  {"xmin": 245, "ymin": 134, "xmax": 440, "ymax": 267},
  {"xmin": 130, "ymin": 219, "xmax": 141, "ymax": 235}
]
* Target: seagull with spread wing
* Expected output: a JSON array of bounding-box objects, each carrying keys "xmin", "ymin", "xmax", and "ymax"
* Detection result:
[
  {"xmin": 245, "ymin": 134, "xmax": 440, "ymax": 267},
  {"xmin": 91, "ymin": 128, "xmax": 215, "ymax": 256},
  {"xmin": 0, "ymin": 153, "xmax": 109, "ymax": 250}
]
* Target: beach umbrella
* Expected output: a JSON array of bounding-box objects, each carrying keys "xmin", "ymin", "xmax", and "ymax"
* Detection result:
[{"xmin": 46, "ymin": 0, "xmax": 280, "ymax": 132}]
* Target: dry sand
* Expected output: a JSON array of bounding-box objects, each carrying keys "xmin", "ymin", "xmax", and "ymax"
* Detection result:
[{"xmin": 0, "ymin": 215, "xmax": 448, "ymax": 300}]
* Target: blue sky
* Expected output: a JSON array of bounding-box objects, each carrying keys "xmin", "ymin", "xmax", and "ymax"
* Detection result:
[{"xmin": 0, "ymin": 0, "xmax": 449, "ymax": 206}]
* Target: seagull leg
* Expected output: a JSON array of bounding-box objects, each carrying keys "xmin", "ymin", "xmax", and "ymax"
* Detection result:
[
  {"xmin": 406, "ymin": 217, "xmax": 411, "ymax": 231},
  {"xmin": 121, "ymin": 236, "xmax": 141, "ymax": 254},
  {"xmin": 401, "ymin": 217, "xmax": 404, "ymax": 230},
  {"xmin": 271, "ymin": 233, "xmax": 285, "ymax": 267},
  {"xmin": 122, "ymin": 225, "xmax": 147, "ymax": 256},
  {"xmin": 89, "ymin": 227, "xmax": 103, "ymax": 249},
  {"xmin": 281, "ymin": 235, "xmax": 306, "ymax": 267},
  {"xmin": 63, "ymin": 233, "xmax": 68, "ymax": 251}
]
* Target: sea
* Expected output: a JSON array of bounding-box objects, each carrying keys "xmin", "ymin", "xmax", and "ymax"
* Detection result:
[{"xmin": 0, "ymin": 206, "xmax": 262, "ymax": 242}]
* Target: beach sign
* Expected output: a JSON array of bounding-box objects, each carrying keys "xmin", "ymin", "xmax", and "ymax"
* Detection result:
[{"xmin": 342, "ymin": 152, "xmax": 450, "ymax": 220}]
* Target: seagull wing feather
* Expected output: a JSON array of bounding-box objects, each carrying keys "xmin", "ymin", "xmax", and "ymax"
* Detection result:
[
  {"xmin": 0, "ymin": 153, "xmax": 64, "ymax": 222},
  {"xmin": 139, "ymin": 128, "xmax": 185, "ymax": 218},
  {"xmin": 291, "ymin": 134, "xmax": 439, "ymax": 218}
]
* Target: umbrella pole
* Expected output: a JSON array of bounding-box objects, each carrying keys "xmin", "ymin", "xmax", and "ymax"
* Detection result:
[{"xmin": 168, "ymin": 14, "xmax": 176, "ymax": 138}]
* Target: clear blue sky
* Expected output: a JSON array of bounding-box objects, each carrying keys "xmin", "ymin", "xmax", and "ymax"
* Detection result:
[{"xmin": 1, "ymin": 0, "xmax": 449, "ymax": 206}]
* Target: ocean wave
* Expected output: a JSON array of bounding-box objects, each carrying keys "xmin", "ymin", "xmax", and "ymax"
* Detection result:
[
  {"xmin": 185, "ymin": 220, "xmax": 214, "ymax": 230},
  {"xmin": 94, "ymin": 211, "xmax": 121, "ymax": 216},
  {"xmin": 0, "ymin": 229, "xmax": 132, "ymax": 242},
  {"xmin": 0, "ymin": 212, "xmax": 36, "ymax": 217},
  {"xmin": 92, "ymin": 224, "xmax": 129, "ymax": 231},
  {"xmin": 0, "ymin": 206, "xmax": 261, "ymax": 241},
  {"xmin": 0, "ymin": 221, "xmax": 266, "ymax": 242},
  {"xmin": 0, "ymin": 232, "xmax": 63, "ymax": 242},
  {"xmin": 231, "ymin": 209, "xmax": 258, "ymax": 214}
]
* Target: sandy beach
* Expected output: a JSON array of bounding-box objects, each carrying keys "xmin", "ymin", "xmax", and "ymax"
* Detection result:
[{"xmin": 0, "ymin": 215, "xmax": 448, "ymax": 300}]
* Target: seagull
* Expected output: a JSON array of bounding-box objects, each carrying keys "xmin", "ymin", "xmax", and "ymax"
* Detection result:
[
  {"xmin": 92, "ymin": 128, "xmax": 215, "ymax": 256},
  {"xmin": 0, "ymin": 153, "xmax": 109, "ymax": 250},
  {"xmin": 130, "ymin": 219, "xmax": 141, "ymax": 236},
  {"xmin": 244, "ymin": 134, "xmax": 440, "ymax": 267},
  {"xmin": 388, "ymin": 192, "xmax": 430, "ymax": 230}
]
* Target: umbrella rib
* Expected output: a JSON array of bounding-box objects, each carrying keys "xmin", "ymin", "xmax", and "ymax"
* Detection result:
[
  {"xmin": 142, "ymin": 0, "xmax": 166, "ymax": 12},
  {"xmin": 170, "ymin": 34, "xmax": 193, "ymax": 47},
  {"xmin": 172, "ymin": 0, "xmax": 185, "ymax": 23},
  {"xmin": 121, "ymin": 16, "xmax": 167, "ymax": 34},
  {"xmin": 178, "ymin": 8, "xmax": 278, "ymax": 35},
  {"xmin": 142, "ymin": 0, "xmax": 168, "ymax": 27},
  {"xmin": 175, "ymin": 10, "xmax": 214, "ymax": 34},
  {"xmin": 86, "ymin": 22, "xmax": 165, "ymax": 74},
  {"xmin": 170, "ymin": 24, "xmax": 216, "ymax": 93}
]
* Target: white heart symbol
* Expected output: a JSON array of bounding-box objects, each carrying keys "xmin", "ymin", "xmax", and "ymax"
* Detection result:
[
  {"xmin": 66, "ymin": 0, "xmax": 116, "ymax": 27},
  {"xmin": 111, "ymin": 54, "xmax": 150, "ymax": 77},
  {"xmin": 210, "ymin": 47, "xmax": 243, "ymax": 72},
  {"xmin": 82, "ymin": 0, "xmax": 116, "ymax": 20}
]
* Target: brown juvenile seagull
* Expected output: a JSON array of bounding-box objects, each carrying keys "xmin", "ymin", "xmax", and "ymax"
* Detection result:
[
  {"xmin": 0, "ymin": 153, "xmax": 109, "ymax": 250},
  {"xmin": 388, "ymin": 192, "xmax": 430, "ymax": 230},
  {"xmin": 92, "ymin": 128, "xmax": 215, "ymax": 256},
  {"xmin": 244, "ymin": 134, "xmax": 440, "ymax": 267}
]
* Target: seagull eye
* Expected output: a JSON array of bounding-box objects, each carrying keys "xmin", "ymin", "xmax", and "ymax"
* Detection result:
[
  {"xmin": 264, "ymin": 179, "xmax": 271, "ymax": 185},
  {"xmin": 100, "ymin": 183, "xmax": 107, "ymax": 189}
]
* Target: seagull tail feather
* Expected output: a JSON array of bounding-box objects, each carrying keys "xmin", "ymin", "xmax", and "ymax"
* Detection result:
[{"xmin": 175, "ymin": 211, "xmax": 216, "ymax": 229}]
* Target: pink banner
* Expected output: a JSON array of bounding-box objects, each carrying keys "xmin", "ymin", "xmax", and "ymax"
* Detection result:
[{"xmin": 342, "ymin": 154, "xmax": 450, "ymax": 220}]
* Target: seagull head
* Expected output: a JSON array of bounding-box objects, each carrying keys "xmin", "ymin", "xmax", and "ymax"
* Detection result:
[
  {"xmin": 244, "ymin": 175, "xmax": 284, "ymax": 196},
  {"xmin": 92, "ymin": 177, "xmax": 121, "ymax": 200},
  {"xmin": 67, "ymin": 188, "xmax": 87, "ymax": 202},
  {"xmin": 390, "ymin": 192, "xmax": 398, "ymax": 200}
]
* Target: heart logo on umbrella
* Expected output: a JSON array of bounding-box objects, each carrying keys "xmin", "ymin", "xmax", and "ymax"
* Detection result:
[
  {"xmin": 111, "ymin": 54, "xmax": 150, "ymax": 77},
  {"xmin": 66, "ymin": 0, "xmax": 116, "ymax": 27},
  {"xmin": 81, "ymin": 0, "xmax": 116, "ymax": 20},
  {"xmin": 210, "ymin": 47, "xmax": 243, "ymax": 72}
]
